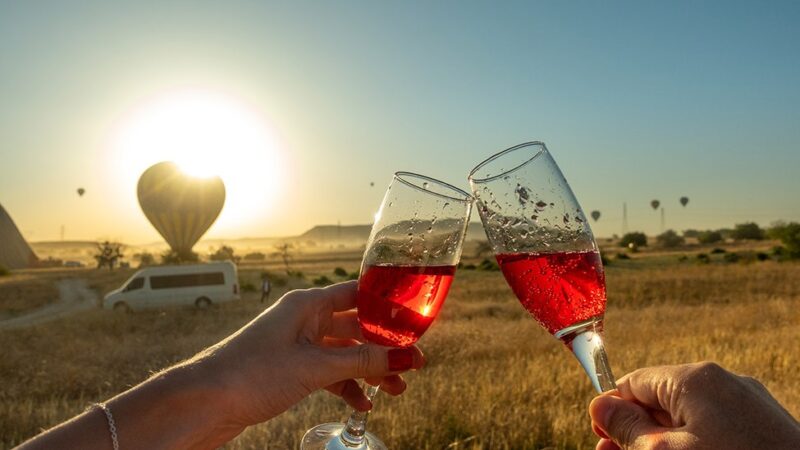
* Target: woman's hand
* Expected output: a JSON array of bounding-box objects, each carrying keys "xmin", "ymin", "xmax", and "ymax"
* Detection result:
[{"xmin": 201, "ymin": 280, "xmax": 425, "ymax": 430}]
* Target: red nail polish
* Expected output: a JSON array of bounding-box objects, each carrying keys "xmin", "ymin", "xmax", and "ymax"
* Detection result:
[{"xmin": 388, "ymin": 348, "xmax": 414, "ymax": 371}]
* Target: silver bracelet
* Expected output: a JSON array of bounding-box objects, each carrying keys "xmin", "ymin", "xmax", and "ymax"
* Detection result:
[{"xmin": 94, "ymin": 402, "xmax": 120, "ymax": 450}]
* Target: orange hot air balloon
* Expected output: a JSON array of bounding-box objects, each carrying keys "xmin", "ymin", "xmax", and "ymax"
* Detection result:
[{"xmin": 137, "ymin": 162, "xmax": 225, "ymax": 255}]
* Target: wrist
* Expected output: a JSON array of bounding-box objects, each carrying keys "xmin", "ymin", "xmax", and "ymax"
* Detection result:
[{"xmin": 108, "ymin": 358, "xmax": 243, "ymax": 450}]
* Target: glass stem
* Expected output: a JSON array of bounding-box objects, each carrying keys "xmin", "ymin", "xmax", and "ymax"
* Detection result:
[
  {"xmin": 339, "ymin": 384, "xmax": 381, "ymax": 446},
  {"xmin": 557, "ymin": 319, "xmax": 617, "ymax": 393}
]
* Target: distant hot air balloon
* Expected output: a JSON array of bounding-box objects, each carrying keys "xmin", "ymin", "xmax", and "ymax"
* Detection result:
[
  {"xmin": 591, "ymin": 210, "xmax": 601, "ymax": 221},
  {"xmin": 370, "ymin": 181, "xmax": 375, "ymax": 187},
  {"xmin": 680, "ymin": 196, "xmax": 689, "ymax": 207},
  {"xmin": 650, "ymin": 199, "xmax": 660, "ymax": 210},
  {"xmin": 77, "ymin": 188, "xmax": 85, "ymax": 197},
  {"xmin": 137, "ymin": 162, "xmax": 225, "ymax": 256}
]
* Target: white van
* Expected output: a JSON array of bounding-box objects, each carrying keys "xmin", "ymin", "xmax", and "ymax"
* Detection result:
[{"xmin": 103, "ymin": 261, "xmax": 240, "ymax": 312}]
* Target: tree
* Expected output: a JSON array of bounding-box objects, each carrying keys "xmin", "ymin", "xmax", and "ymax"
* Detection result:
[
  {"xmin": 134, "ymin": 252, "xmax": 156, "ymax": 267},
  {"xmin": 273, "ymin": 243, "xmax": 295, "ymax": 274},
  {"xmin": 210, "ymin": 245, "xmax": 239, "ymax": 263},
  {"xmin": 656, "ymin": 230, "xmax": 685, "ymax": 248},
  {"xmin": 697, "ymin": 230, "xmax": 723, "ymax": 244},
  {"xmin": 243, "ymin": 252, "xmax": 266, "ymax": 261},
  {"xmin": 620, "ymin": 232, "xmax": 647, "ymax": 248},
  {"xmin": 161, "ymin": 250, "xmax": 199, "ymax": 264},
  {"xmin": 768, "ymin": 222, "xmax": 800, "ymax": 257},
  {"xmin": 731, "ymin": 222, "xmax": 764, "ymax": 241},
  {"xmin": 94, "ymin": 241, "xmax": 124, "ymax": 271}
]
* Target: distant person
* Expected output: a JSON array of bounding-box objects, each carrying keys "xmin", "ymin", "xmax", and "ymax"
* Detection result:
[
  {"xmin": 589, "ymin": 362, "xmax": 800, "ymax": 449},
  {"xmin": 17, "ymin": 281, "xmax": 424, "ymax": 449},
  {"xmin": 260, "ymin": 275, "xmax": 271, "ymax": 303}
]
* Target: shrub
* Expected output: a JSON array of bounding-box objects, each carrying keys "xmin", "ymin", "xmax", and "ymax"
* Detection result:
[
  {"xmin": 287, "ymin": 270, "xmax": 305, "ymax": 279},
  {"xmin": 347, "ymin": 272, "xmax": 360, "ymax": 280},
  {"xmin": 756, "ymin": 252, "xmax": 770, "ymax": 262},
  {"xmin": 600, "ymin": 254, "xmax": 611, "ymax": 266},
  {"xmin": 313, "ymin": 275, "xmax": 333, "ymax": 286},
  {"xmin": 723, "ymin": 252, "xmax": 740, "ymax": 263},
  {"xmin": 615, "ymin": 252, "xmax": 630, "ymax": 260},
  {"xmin": 696, "ymin": 253, "xmax": 710, "ymax": 264},
  {"xmin": 682, "ymin": 229, "xmax": 700, "ymax": 238},
  {"xmin": 0, "ymin": 265, "xmax": 8, "ymax": 277},
  {"xmin": 462, "ymin": 263, "xmax": 477, "ymax": 270},
  {"xmin": 272, "ymin": 277, "xmax": 288, "ymax": 287},
  {"xmin": 710, "ymin": 248, "xmax": 726, "ymax": 254},
  {"xmin": 243, "ymin": 252, "xmax": 266, "ymax": 261},
  {"xmin": 478, "ymin": 258, "xmax": 500, "ymax": 271},
  {"xmin": 656, "ymin": 230, "xmax": 684, "ymax": 248},
  {"xmin": 698, "ymin": 231, "xmax": 723, "ymax": 244},
  {"xmin": 732, "ymin": 222, "xmax": 764, "ymax": 241},
  {"xmin": 677, "ymin": 255, "xmax": 688, "ymax": 262},
  {"xmin": 333, "ymin": 267, "xmax": 348, "ymax": 277},
  {"xmin": 620, "ymin": 232, "xmax": 647, "ymax": 248},
  {"xmin": 241, "ymin": 282, "xmax": 257, "ymax": 293}
]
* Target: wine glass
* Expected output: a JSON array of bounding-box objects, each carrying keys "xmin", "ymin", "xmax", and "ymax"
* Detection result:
[
  {"xmin": 468, "ymin": 142, "xmax": 616, "ymax": 393},
  {"xmin": 301, "ymin": 172, "xmax": 473, "ymax": 450}
]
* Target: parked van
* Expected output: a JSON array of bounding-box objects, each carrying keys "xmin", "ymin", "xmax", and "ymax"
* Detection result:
[{"xmin": 103, "ymin": 261, "xmax": 240, "ymax": 312}]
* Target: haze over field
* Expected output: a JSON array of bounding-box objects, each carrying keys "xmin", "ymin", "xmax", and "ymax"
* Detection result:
[{"xmin": 1, "ymin": 1, "xmax": 799, "ymax": 245}]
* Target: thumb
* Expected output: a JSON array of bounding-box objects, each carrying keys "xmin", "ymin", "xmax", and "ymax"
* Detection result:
[
  {"xmin": 316, "ymin": 344, "xmax": 424, "ymax": 387},
  {"xmin": 590, "ymin": 395, "xmax": 667, "ymax": 449}
]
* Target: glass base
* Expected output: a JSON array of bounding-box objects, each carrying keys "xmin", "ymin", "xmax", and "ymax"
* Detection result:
[{"xmin": 300, "ymin": 423, "xmax": 387, "ymax": 450}]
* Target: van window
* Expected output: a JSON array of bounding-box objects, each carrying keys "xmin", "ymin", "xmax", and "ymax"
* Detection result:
[
  {"xmin": 125, "ymin": 277, "xmax": 145, "ymax": 292},
  {"xmin": 150, "ymin": 272, "xmax": 226, "ymax": 290}
]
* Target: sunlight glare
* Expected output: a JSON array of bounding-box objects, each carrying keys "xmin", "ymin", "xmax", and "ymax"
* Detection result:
[{"xmin": 111, "ymin": 89, "xmax": 286, "ymax": 233}]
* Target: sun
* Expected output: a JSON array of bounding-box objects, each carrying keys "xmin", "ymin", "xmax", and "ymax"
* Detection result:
[{"xmin": 111, "ymin": 89, "xmax": 286, "ymax": 234}]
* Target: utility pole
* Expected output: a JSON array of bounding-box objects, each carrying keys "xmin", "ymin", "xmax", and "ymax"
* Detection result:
[{"xmin": 622, "ymin": 202, "xmax": 628, "ymax": 235}]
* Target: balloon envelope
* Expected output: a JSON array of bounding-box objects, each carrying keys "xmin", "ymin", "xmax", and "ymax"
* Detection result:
[
  {"xmin": 77, "ymin": 188, "xmax": 85, "ymax": 197},
  {"xmin": 680, "ymin": 196, "xmax": 689, "ymax": 207},
  {"xmin": 137, "ymin": 162, "xmax": 225, "ymax": 255},
  {"xmin": 591, "ymin": 210, "xmax": 601, "ymax": 221},
  {"xmin": 650, "ymin": 199, "xmax": 660, "ymax": 210}
]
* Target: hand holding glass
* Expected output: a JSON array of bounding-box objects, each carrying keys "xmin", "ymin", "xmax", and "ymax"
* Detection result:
[{"xmin": 301, "ymin": 172, "xmax": 473, "ymax": 450}]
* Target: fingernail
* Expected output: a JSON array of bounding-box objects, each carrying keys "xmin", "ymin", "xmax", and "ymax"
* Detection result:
[{"xmin": 388, "ymin": 348, "xmax": 414, "ymax": 371}]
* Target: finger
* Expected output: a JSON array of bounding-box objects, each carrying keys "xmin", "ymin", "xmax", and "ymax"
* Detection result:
[
  {"xmin": 589, "ymin": 394, "xmax": 669, "ymax": 450},
  {"xmin": 320, "ymin": 280, "xmax": 359, "ymax": 312},
  {"xmin": 329, "ymin": 310, "xmax": 365, "ymax": 340},
  {"xmin": 325, "ymin": 379, "xmax": 372, "ymax": 412},
  {"xmin": 318, "ymin": 344, "xmax": 425, "ymax": 387},
  {"xmin": 595, "ymin": 438, "xmax": 620, "ymax": 450},
  {"xmin": 322, "ymin": 337, "xmax": 360, "ymax": 348},
  {"xmin": 616, "ymin": 364, "xmax": 686, "ymax": 412},
  {"xmin": 378, "ymin": 375, "xmax": 407, "ymax": 396}
]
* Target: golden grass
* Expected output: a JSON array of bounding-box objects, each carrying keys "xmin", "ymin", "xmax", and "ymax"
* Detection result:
[{"xmin": 1, "ymin": 256, "xmax": 799, "ymax": 449}]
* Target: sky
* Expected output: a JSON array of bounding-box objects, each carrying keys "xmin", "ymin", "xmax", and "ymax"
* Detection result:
[{"xmin": 1, "ymin": 1, "xmax": 799, "ymax": 243}]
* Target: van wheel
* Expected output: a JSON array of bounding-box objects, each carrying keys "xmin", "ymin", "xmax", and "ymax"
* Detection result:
[
  {"xmin": 195, "ymin": 297, "xmax": 212, "ymax": 309},
  {"xmin": 113, "ymin": 302, "xmax": 131, "ymax": 313}
]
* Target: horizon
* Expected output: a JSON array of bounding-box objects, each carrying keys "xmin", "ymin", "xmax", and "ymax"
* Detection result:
[{"xmin": 2, "ymin": 1, "xmax": 799, "ymax": 244}]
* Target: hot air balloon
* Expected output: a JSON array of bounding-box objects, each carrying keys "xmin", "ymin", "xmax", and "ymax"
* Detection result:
[
  {"xmin": 137, "ymin": 162, "xmax": 225, "ymax": 256},
  {"xmin": 370, "ymin": 181, "xmax": 375, "ymax": 187},
  {"xmin": 591, "ymin": 210, "xmax": 601, "ymax": 221},
  {"xmin": 650, "ymin": 199, "xmax": 660, "ymax": 210},
  {"xmin": 77, "ymin": 188, "xmax": 85, "ymax": 197},
  {"xmin": 680, "ymin": 196, "xmax": 689, "ymax": 207}
]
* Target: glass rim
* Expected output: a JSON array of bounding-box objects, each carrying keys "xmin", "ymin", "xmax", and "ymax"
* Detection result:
[
  {"xmin": 468, "ymin": 141, "xmax": 547, "ymax": 183},
  {"xmin": 394, "ymin": 171, "xmax": 474, "ymax": 203}
]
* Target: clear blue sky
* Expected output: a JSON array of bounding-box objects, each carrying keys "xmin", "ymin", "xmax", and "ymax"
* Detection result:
[{"xmin": 1, "ymin": 1, "xmax": 798, "ymax": 242}]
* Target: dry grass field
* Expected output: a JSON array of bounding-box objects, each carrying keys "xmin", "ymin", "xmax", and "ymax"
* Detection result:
[{"xmin": 1, "ymin": 247, "xmax": 799, "ymax": 449}]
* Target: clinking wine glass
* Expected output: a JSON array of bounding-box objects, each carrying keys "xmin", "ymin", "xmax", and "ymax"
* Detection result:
[
  {"xmin": 301, "ymin": 172, "xmax": 473, "ymax": 450},
  {"xmin": 468, "ymin": 142, "xmax": 616, "ymax": 393}
]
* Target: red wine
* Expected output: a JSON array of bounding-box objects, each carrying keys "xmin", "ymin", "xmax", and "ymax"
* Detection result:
[
  {"xmin": 357, "ymin": 264, "xmax": 456, "ymax": 347},
  {"xmin": 496, "ymin": 250, "xmax": 606, "ymax": 335}
]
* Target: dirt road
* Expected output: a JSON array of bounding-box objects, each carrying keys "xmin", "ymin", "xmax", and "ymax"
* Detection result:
[{"xmin": 0, "ymin": 279, "xmax": 98, "ymax": 330}]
